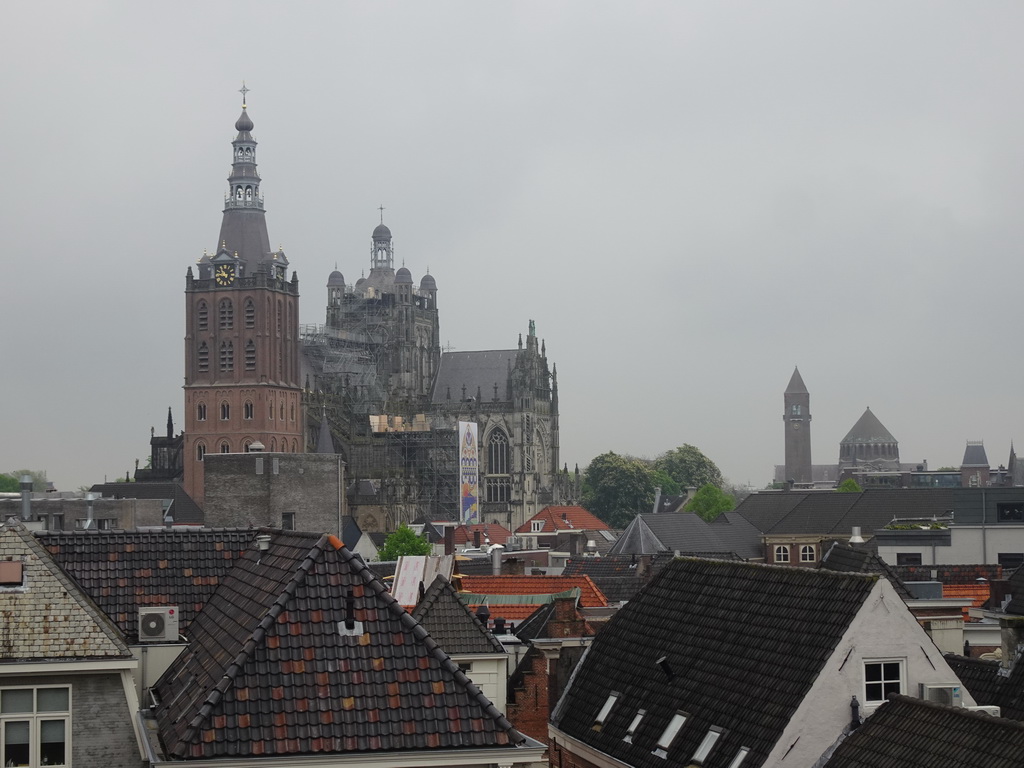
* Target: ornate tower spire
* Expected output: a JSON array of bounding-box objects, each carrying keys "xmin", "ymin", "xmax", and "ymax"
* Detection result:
[
  {"xmin": 370, "ymin": 208, "xmax": 394, "ymax": 272},
  {"xmin": 213, "ymin": 85, "xmax": 278, "ymax": 276}
]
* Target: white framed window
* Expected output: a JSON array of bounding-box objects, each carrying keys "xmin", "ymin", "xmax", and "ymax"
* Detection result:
[
  {"xmin": 774, "ymin": 545, "xmax": 790, "ymax": 563},
  {"xmin": 623, "ymin": 709, "xmax": 646, "ymax": 743},
  {"xmin": 531, "ymin": 520, "xmax": 544, "ymax": 533},
  {"xmin": 0, "ymin": 686, "xmax": 70, "ymax": 767},
  {"xmin": 800, "ymin": 545, "xmax": 816, "ymax": 563},
  {"xmin": 692, "ymin": 726, "xmax": 723, "ymax": 763},
  {"xmin": 864, "ymin": 659, "xmax": 904, "ymax": 705},
  {"xmin": 653, "ymin": 711, "xmax": 687, "ymax": 758}
]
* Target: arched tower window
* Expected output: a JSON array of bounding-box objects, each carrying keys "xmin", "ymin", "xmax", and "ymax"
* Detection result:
[
  {"xmin": 219, "ymin": 341, "xmax": 234, "ymax": 371},
  {"xmin": 197, "ymin": 403, "xmax": 207, "ymax": 421},
  {"xmin": 488, "ymin": 430, "xmax": 509, "ymax": 475},
  {"xmin": 219, "ymin": 299, "xmax": 234, "ymax": 330},
  {"xmin": 269, "ymin": 401, "xmax": 274, "ymax": 420},
  {"xmin": 245, "ymin": 340, "xmax": 256, "ymax": 370},
  {"xmin": 235, "ymin": 187, "xmax": 243, "ymax": 200},
  {"xmin": 196, "ymin": 443, "xmax": 206, "ymax": 462},
  {"xmin": 220, "ymin": 442, "xmax": 231, "ymax": 453},
  {"xmin": 220, "ymin": 402, "xmax": 230, "ymax": 420},
  {"xmin": 243, "ymin": 401, "xmax": 254, "ymax": 420},
  {"xmin": 197, "ymin": 301, "xmax": 209, "ymax": 331},
  {"xmin": 243, "ymin": 440, "xmax": 253, "ymax": 452},
  {"xmin": 270, "ymin": 438, "xmax": 277, "ymax": 451},
  {"xmin": 244, "ymin": 298, "xmax": 255, "ymax": 328},
  {"xmin": 245, "ymin": 186, "xmax": 252, "ymax": 201},
  {"xmin": 292, "ymin": 439, "xmax": 298, "ymax": 452},
  {"xmin": 198, "ymin": 342, "xmax": 209, "ymax": 373}
]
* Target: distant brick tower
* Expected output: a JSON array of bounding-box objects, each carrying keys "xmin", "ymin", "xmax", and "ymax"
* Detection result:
[
  {"xmin": 183, "ymin": 89, "xmax": 303, "ymax": 506},
  {"xmin": 783, "ymin": 367, "xmax": 812, "ymax": 485}
]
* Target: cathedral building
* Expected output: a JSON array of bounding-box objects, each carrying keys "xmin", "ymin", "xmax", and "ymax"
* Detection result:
[{"xmin": 182, "ymin": 97, "xmax": 303, "ymax": 505}]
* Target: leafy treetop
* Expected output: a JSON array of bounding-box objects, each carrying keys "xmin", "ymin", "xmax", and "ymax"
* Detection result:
[
  {"xmin": 653, "ymin": 445, "xmax": 724, "ymax": 490},
  {"xmin": 836, "ymin": 478, "xmax": 863, "ymax": 493},
  {"xmin": 684, "ymin": 483, "xmax": 735, "ymax": 522},
  {"xmin": 377, "ymin": 523, "xmax": 432, "ymax": 560}
]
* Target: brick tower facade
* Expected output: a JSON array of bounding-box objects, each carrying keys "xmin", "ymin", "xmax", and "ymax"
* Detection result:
[
  {"xmin": 783, "ymin": 366, "xmax": 812, "ymax": 485},
  {"xmin": 183, "ymin": 93, "xmax": 302, "ymax": 506}
]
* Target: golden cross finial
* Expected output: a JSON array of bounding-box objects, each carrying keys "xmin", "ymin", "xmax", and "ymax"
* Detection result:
[{"xmin": 239, "ymin": 81, "xmax": 249, "ymax": 108}]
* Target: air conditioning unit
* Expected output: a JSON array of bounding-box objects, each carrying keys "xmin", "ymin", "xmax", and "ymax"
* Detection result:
[
  {"xmin": 968, "ymin": 705, "xmax": 1002, "ymax": 717},
  {"xmin": 920, "ymin": 683, "xmax": 963, "ymax": 707},
  {"xmin": 138, "ymin": 606, "xmax": 179, "ymax": 642}
]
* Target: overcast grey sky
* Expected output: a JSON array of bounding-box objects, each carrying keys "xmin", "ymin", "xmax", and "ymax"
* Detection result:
[{"xmin": 2, "ymin": 2, "xmax": 1023, "ymax": 491}]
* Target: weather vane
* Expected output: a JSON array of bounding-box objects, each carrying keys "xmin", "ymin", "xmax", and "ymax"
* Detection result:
[{"xmin": 239, "ymin": 81, "xmax": 249, "ymax": 108}]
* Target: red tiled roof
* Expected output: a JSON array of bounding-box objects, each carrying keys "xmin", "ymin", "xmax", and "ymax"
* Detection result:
[
  {"xmin": 453, "ymin": 524, "xmax": 514, "ymax": 546},
  {"xmin": 459, "ymin": 574, "xmax": 609, "ymax": 607},
  {"xmin": 943, "ymin": 583, "xmax": 990, "ymax": 618},
  {"xmin": 514, "ymin": 506, "xmax": 610, "ymax": 534}
]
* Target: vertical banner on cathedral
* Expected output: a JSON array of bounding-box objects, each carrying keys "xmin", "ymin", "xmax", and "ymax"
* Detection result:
[{"xmin": 459, "ymin": 421, "xmax": 480, "ymax": 525}]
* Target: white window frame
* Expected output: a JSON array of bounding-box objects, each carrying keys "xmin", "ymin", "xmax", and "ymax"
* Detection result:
[
  {"xmin": 692, "ymin": 726, "xmax": 723, "ymax": 764},
  {"xmin": 623, "ymin": 709, "xmax": 646, "ymax": 743},
  {"xmin": 800, "ymin": 544, "xmax": 816, "ymax": 563},
  {"xmin": 653, "ymin": 711, "xmax": 688, "ymax": 758},
  {"xmin": 774, "ymin": 545, "xmax": 790, "ymax": 563},
  {"xmin": 0, "ymin": 685, "xmax": 71, "ymax": 768},
  {"xmin": 594, "ymin": 691, "xmax": 619, "ymax": 727},
  {"xmin": 864, "ymin": 658, "xmax": 905, "ymax": 706}
]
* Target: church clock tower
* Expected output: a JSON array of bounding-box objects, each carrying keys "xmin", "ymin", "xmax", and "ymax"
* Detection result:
[
  {"xmin": 783, "ymin": 366, "xmax": 812, "ymax": 486},
  {"xmin": 183, "ymin": 88, "xmax": 303, "ymax": 506}
]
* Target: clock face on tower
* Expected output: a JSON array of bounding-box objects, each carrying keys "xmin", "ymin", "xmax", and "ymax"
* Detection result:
[{"xmin": 215, "ymin": 264, "xmax": 236, "ymax": 286}]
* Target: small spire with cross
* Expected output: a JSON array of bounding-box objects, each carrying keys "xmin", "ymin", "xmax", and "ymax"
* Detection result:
[
  {"xmin": 239, "ymin": 81, "xmax": 249, "ymax": 108},
  {"xmin": 378, "ymin": 204, "xmax": 385, "ymax": 224}
]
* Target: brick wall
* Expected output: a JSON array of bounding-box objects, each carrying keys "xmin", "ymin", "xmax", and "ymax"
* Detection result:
[
  {"xmin": 549, "ymin": 738, "xmax": 605, "ymax": 768},
  {"xmin": 0, "ymin": 673, "xmax": 140, "ymax": 766},
  {"xmin": 506, "ymin": 647, "xmax": 550, "ymax": 745}
]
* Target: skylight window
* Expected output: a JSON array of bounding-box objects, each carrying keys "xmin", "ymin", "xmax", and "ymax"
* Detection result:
[
  {"xmin": 691, "ymin": 726, "xmax": 723, "ymax": 764},
  {"xmin": 653, "ymin": 711, "xmax": 688, "ymax": 758},
  {"xmin": 623, "ymin": 709, "xmax": 646, "ymax": 743},
  {"xmin": 727, "ymin": 747, "xmax": 751, "ymax": 768},
  {"xmin": 593, "ymin": 691, "xmax": 620, "ymax": 730}
]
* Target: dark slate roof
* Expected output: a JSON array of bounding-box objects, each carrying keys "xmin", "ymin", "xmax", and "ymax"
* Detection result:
[
  {"xmin": 896, "ymin": 564, "xmax": 1003, "ymax": 585},
  {"xmin": 513, "ymin": 602, "xmax": 555, "ymax": 641},
  {"xmin": 153, "ymin": 531, "xmax": 524, "ymax": 760},
  {"xmin": 819, "ymin": 542, "xmax": 914, "ymax": 600},
  {"xmin": 552, "ymin": 559, "xmax": 877, "ymax": 768},
  {"xmin": 841, "ymin": 407, "xmax": 898, "ymax": 445},
  {"xmin": 785, "ymin": 366, "xmax": 808, "ymax": 395},
  {"xmin": 944, "ymin": 654, "xmax": 1024, "ymax": 720},
  {"xmin": 39, "ymin": 528, "xmax": 255, "ymax": 642},
  {"xmin": 561, "ymin": 555, "xmax": 644, "ymax": 603},
  {"xmin": 736, "ymin": 489, "xmax": 958, "ymax": 537},
  {"xmin": 607, "ymin": 512, "xmax": 761, "ymax": 559},
  {"xmin": 962, "ymin": 441, "xmax": 990, "ymax": 467},
  {"xmin": 431, "ymin": 350, "xmax": 516, "ymax": 404},
  {"xmin": 89, "ymin": 481, "xmax": 204, "ymax": 524},
  {"xmin": 821, "ymin": 694, "xmax": 1024, "ymax": 767},
  {"xmin": 1007, "ymin": 565, "xmax": 1024, "ymax": 615},
  {"xmin": 412, "ymin": 575, "xmax": 505, "ymax": 655}
]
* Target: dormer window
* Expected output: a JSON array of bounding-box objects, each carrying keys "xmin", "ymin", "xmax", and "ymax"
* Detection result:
[
  {"xmin": 593, "ymin": 691, "xmax": 619, "ymax": 731},
  {"xmin": 653, "ymin": 711, "xmax": 688, "ymax": 758},
  {"xmin": 774, "ymin": 545, "xmax": 790, "ymax": 563},
  {"xmin": 623, "ymin": 709, "xmax": 646, "ymax": 743},
  {"xmin": 691, "ymin": 726, "xmax": 724, "ymax": 764},
  {"xmin": 800, "ymin": 544, "xmax": 816, "ymax": 562},
  {"xmin": 531, "ymin": 520, "xmax": 544, "ymax": 533}
]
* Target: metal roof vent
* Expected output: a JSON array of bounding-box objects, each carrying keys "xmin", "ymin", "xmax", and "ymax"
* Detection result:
[{"xmin": 849, "ymin": 526, "xmax": 865, "ymax": 544}]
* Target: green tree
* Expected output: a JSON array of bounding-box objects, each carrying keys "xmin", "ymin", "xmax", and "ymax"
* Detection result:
[
  {"xmin": 684, "ymin": 483, "xmax": 735, "ymax": 522},
  {"xmin": 5, "ymin": 470, "xmax": 49, "ymax": 492},
  {"xmin": 0, "ymin": 474, "xmax": 19, "ymax": 493},
  {"xmin": 653, "ymin": 445, "xmax": 724, "ymax": 490},
  {"xmin": 582, "ymin": 452, "xmax": 657, "ymax": 528},
  {"xmin": 836, "ymin": 478, "xmax": 863, "ymax": 493},
  {"xmin": 649, "ymin": 469, "xmax": 681, "ymax": 497},
  {"xmin": 376, "ymin": 523, "xmax": 432, "ymax": 560}
]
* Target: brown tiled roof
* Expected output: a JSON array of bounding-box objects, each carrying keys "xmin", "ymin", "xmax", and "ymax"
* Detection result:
[
  {"xmin": 412, "ymin": 575, "xmax": 505, "ymax": 655},
  {"xmin": 822, "ymin": 694, "xmax": 1024, "ymax": 767},
  {"xmin": 459, "ymin": 574, "xmax": 608, "ymax": 607},
  {"xmin": 153, "ymin": 531, "xmax": 523, "ymax": 760},
  {"xmin": 1, "ymin": 520, "xmax": 131, "ymax": 661},
  {"xmin": 39, "ymin": 528, "xmax": 255, "ymax": 642},
  {"xmin": 454, "ymin": 523, "xmax": 514, "ymax": 546},
  {"xmin": 552, "ymin": 559, "xmax": 877, "ymax": 768},
  {"xmin": 896, "ymin": 564, "xmax": 1003, "ymax": 585},
  {"xmin": 514, "ymin": 506, "xmax": 609, "ymax": 534}
]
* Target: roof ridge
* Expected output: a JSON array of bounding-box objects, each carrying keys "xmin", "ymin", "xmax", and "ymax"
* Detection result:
[
  {"xmin": 178, "ymin": 533, "xmax": 330, "ymax": 749},
  {"xmin": 413, "ymin": 575, "xmax": 505, "ymax": 653},
  {"xmin": 12, "ymin": 521, "xmax": 132, "ymax": 658}
]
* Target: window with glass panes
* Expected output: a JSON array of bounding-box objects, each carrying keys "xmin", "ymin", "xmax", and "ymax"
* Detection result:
[{"xmin": 1, "ymin": 686, "xmax": 70, "ymax": 767}]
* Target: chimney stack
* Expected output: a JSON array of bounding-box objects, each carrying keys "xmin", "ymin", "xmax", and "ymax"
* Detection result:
[{"xmin": 20, "ymin": 475, "xmax": 32, "ymax": 521}]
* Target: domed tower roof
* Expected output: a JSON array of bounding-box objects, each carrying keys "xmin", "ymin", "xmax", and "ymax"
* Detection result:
[
  {"xmin": 373, "ymin": 223, "xmax": 392, "ymax": 241},
  {"xmin": 395, "ymin": 267, "xmax": 413, "ymax": 284},
  {"xmin": 420, "ymin": 273, "xmax": 437, "ymax": 290},
  {"xmin": 327, "ymin": 270, "xmax": 345, "ymax": 286},
  {"xmin": 841, "ymin": 408, "xmax": 897, "ymax": 445},
  {"xmin": 234, "ymin": 108, "xmax": 254, "ymax": 133}
]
